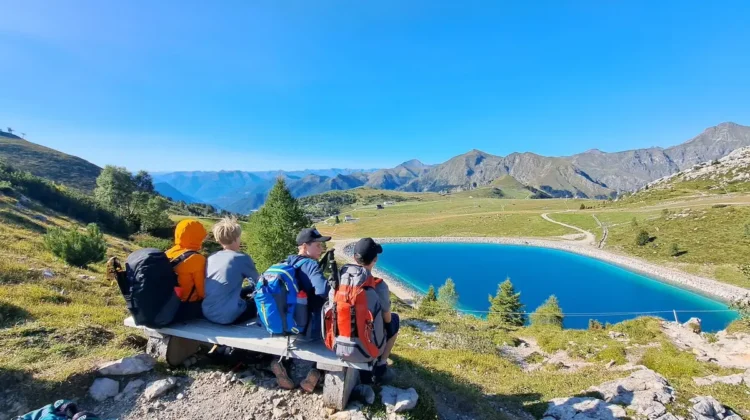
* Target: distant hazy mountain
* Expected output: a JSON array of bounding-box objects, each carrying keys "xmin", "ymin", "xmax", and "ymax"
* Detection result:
[
  {"xmin": 154, "ymin": 182, "xmax": 201, "ymax": 204},
  {"xmin": 0, "ymin": 131, "xmax": 102, "ymax": 192}
]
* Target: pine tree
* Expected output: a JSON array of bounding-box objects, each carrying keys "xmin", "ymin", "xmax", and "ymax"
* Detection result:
[
  {"xmin": 437, "ymin": 278, "xmax": 459, "ymax": 309},
  {"xmin": 425, "ymin": 285, "xmax": 437, "ymax": 302},
  {"xmin": 530, "ymin": 295, "xmax": 564, "ymax": 328},
  {"xmin": 418, "ymin": 285, "xmax": 439, "ymax": 317},
  {"xmin": 245, "ymin": 178, "xmax": 311, "ymax": 272},
  {"xmin": 487, "ymin": 277, "xmax": 525, "ymax": 326}
]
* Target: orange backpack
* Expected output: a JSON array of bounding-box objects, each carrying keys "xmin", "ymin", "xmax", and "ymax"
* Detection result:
[{"xmin": 323, "ymin": 264, "xmax": 386, "ymax": 363}]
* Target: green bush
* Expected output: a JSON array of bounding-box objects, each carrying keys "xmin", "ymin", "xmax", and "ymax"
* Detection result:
[
  {"xmin": 635, "ymin": 229, "xmax": 650, "ymax": 246},
  {"xmin": 0, "ymin": 180, "xmax": 13, "ymax": 195},
  {"xmin": 588, "ymin": 319, "xmax": 603, "ymax": 330},
  {"xmin": 669, "ymin": 243, "xmax": 681, "ymax": 257},
  {"xmin": 44, "ymin": 223, "xmax": 107, "ymax": 267}
]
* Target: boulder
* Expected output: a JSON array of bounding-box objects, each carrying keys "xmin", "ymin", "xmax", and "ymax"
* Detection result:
[
  {"xmin": 115, "ymin": 379, "xmax": 145, "ymax": 401},
  {"xmin": 688, "ymin": 396, "xmax": 740, "ymax": 420},
  {"xmin": 588, "ymin": 369, "xmax": 674, "ymax": 419},
  {"xmin": 144, "ymin": 377, "xmax": 178, "ymax": 400},
  {"xmin": 380, "ymin": 386, "xmax": 419, "ymax": 413},
  {"xmin": 98, "ymin": 354, "xmax": 156, "ymax": 376},
  {"xmin": 89, "ymin": 378, "xmax": 119, "ymax": 401},
  {"xmin": 543, "ymin": 397, "xmax": 627, "ymax": 419},
  {"xmin": 692, "ymin": 374, "xmax": 745, "ymax": 387}
]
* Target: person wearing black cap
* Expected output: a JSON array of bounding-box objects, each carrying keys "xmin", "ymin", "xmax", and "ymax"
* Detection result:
[
  {"xmin": 352, "ymin": 237, "xmax": 400, "ymax": 384},
  {"xmin": 270, "ymin": 227, "xmax": 331, "ymax": 392}
]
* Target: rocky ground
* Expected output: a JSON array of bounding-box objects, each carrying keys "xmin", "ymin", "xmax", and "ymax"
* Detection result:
[{"xmin": 81, "ymin": 351, "xmax": 418, "ymax": 420}]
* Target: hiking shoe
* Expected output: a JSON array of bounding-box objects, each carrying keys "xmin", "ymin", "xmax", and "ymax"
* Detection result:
[
  {"xmin": 373, "ymin": 364, "xmax": 395, "ymax": 385},
  {"xmin": 300, "ymin": 368, "xmax": 321, "ymax": 393},
  {"xmin": 270, "ymin": 360, "xmax": 295, "ymax": 390}
]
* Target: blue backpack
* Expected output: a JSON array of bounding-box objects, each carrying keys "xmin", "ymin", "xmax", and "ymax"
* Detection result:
[{"xmin": 255, "ymin": 259, "xmax": 308, "ymax": 335}]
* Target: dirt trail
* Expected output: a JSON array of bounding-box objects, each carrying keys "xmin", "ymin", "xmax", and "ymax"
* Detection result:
[
  {"xmin": 592, "ymin": 214, "xmax": 607, "ymax": 249},
  {"xmin": 540, "ymin": 212, "xmax": 596, "ymax": 245}
]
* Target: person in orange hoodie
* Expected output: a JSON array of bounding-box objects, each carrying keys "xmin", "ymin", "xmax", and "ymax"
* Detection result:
[{"xmin": 166, "ymin": 219, "xmax": 208, "ymax": 321}]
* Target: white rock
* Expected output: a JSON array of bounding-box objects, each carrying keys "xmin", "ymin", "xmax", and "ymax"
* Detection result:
[
  {"xmin": 144, "ymin": 377, "xmax": 178, "ymax": 400},
  {"xmin": 588, "ymin": 368, "xmax": 674, "ymax": 419},
  {"xmin": 380, "ymin": 386, "xmax": 419, "ymax": 413},
  {"xmin": 177, "ymin": 393, "xmax": 184, "ymax": 400},
  {"xmin": 544, "ymin": 396, "xmax": 627, "ymax": 420},
  {"xmin": 42, "ymin": 269, "xmax": 54, "ymax": 278},
  {"xmin": 89, "ymin": 378, "xmax": 119, "ymax": 401},
  {"xmin": 115, "ymin": 379, "xmax": 145, "ymax": 401},
  {"xmin": 98, "ymin": 354, "xmax": 156, "ymax": 376},
  {"xmin": 689, "ymin": 396, "xmax": 738, "ymax": 420},
  {"xmin": 693, "ymin": 374, "xmax": 745, "ymax": 387}
]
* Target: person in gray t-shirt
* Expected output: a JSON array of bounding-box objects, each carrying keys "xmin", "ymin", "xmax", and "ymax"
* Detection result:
[{"xmin": 202, "ymin": 218, "xmax": 259, "ymax": 325}]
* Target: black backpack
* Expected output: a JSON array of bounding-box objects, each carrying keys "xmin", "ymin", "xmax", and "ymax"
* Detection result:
[{"xmin": 112, "ymin": 248, "xmax": 196, "ymax": 328}]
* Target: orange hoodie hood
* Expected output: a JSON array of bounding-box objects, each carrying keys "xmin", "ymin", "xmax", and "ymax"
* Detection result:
[{"xmin": 172, "ymin": 219, "xmax": 207, "ymax": 251}]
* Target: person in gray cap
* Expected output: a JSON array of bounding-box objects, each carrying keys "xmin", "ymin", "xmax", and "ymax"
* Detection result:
[
  {"xmin": 351, "ymin": 237, "xmax": 399, "ymax": 384},
  {"xmin": 270, "ymin": 227, "xmax": 331, "ymax": 392}
]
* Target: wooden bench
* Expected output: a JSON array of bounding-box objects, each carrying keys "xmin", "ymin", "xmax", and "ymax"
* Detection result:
[{"xmin": 124, "ymin": 316, "xmax": 367, "ymax": 409}]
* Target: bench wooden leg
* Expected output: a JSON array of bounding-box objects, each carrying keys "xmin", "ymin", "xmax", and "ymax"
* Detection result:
[
  {"xmin": 146, "ymin": 335, "xmax": 201, "ymax": 367},
  {"xmin": 322, "ymin": 367, "xmax": 359, "ymax": 410}
]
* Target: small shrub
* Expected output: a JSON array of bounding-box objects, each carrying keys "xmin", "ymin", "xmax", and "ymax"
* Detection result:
[
  {"xmin": 661, "ymin": 208, "xmax": 669, "ymax": 217},
  {"xmin": 610, "ymin": 317, "xmax": 663, "ymax": 344},
  {"xmin": 631, "ymin": 217, "xmax": 638, "ymax": 227},
  {"xmin": 669, "ymin": 243, "xmax": 680, "ymax": 257},
  {"xmin": 0, "ymin": 180, "xmax": 13, "ymax": 195},
  {"xmin": 579, "ymin": 203, "xmax": 586, "ymax": 210},
  {"xmin": 588, "ymin": 319, "xmax": 603, "ymax": 330},
  {"xmin": 525, "ymin": 352, "xmax": 545, "ymax": 364},
  {"xmin": 712, "ymin": 204, "xmax": 728, "ymax": 209},
  {"xmin": 635, "ymin": 230, "xmax": 650, "ymax": 246},
  {"xmin": 44, "ymin": 223, "xmax": 107, "ymax": 267},
  {"xmin": 594, "ymin": 345, "xmax": 627, "ymax": 365}
]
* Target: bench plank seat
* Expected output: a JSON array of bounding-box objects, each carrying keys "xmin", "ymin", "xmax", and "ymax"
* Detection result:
[{"xmin": 124, "ymin": 316, "xmax": 368, "ymax": 370}]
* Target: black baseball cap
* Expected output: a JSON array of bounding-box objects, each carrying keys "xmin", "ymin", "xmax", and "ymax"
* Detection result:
[
  {"xmin": 354, "ymin": 237, "xmax": 383, "ymax": 264},
  {"xmin": 296, "ymin": 228, "xmax": 331, "ymax": 245}
]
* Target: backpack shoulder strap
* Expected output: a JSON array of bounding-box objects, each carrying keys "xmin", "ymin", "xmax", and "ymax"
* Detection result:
[
  {"xmin": 293, "ymin": 257, "xmax": 311, "ymax": 269},
  {"xmin": 170, "ymin": 250, "xmax": 198, "ymax": 268}
]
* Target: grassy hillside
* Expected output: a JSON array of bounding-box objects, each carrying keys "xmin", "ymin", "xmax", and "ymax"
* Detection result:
[
  {"xmin": 0, "ymin": 194, "xmax": 137, "ymax": 409},
  {"xmin": 0, "ymin": 132, "xmax": 101, "ymax": 192},
  {"xmin": 318, "ymin": 196, "xmax": 590, "ymax": 238}
]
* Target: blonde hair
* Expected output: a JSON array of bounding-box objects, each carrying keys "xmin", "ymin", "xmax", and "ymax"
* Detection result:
[{"xmin": 212, "ymin": 217, "xmax": 242, "ymax": 246}]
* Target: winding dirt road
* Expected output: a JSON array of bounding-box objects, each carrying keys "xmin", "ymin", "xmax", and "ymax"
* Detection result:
[{"xmin": 541, "ymin": 212, "xmax": 596, "ymax": 245}]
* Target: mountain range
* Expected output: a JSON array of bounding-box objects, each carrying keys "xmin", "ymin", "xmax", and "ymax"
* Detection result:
[
  {"xmin": 153, "ymin": 122, "xmax": 750, "ymax": 212},
  {"xmin": 2, "ymin": 122, "xmax": 749, "ymax": 214}
]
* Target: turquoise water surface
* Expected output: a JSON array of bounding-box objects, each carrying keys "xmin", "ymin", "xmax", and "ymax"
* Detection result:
[{"xmin": 375, "ymin": 243, "xmax": 738, "ymax": 331}]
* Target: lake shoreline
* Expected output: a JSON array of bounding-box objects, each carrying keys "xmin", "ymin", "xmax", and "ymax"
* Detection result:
[{"xmin": 333, "ymin": 237, "xmax": 749, "ymax": 305}]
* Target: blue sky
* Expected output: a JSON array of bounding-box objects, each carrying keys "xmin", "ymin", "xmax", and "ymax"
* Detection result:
[{"xmin": 1, "ymin": 0, "xmax": 749, "ymax": 172}]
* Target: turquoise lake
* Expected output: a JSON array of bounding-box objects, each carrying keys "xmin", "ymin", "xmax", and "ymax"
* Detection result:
[{"xmin": 375, "ymin": 243, "xmax": 738, "ymax": 331}]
